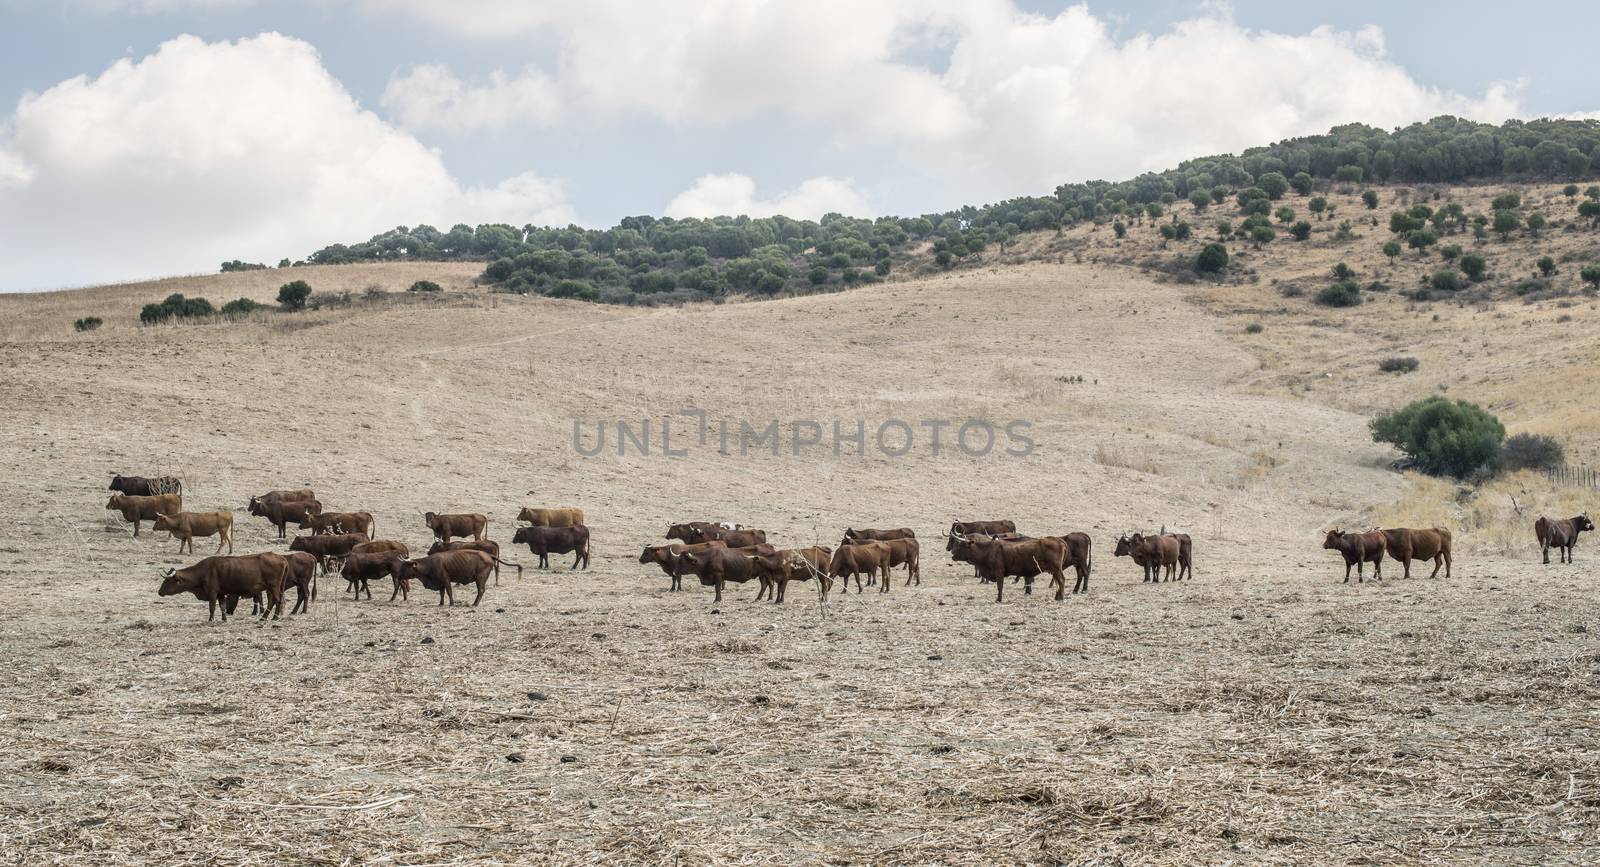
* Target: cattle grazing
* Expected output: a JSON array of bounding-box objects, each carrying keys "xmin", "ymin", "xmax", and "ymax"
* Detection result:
[
  {"xmin": 1535, "ymin": 514, "xmax": 1595, "ymax": 564},
  {"xmin": 352, "ymin": 539, "xmax": 410, "ymax": 558},
  {"xmin": 880, "ymin": 537, "xmax": 921, "ymax": 586},
  {"xmin": 1056, "ymin": 532, "xmax": 1094, "ymax": 592},
  {"xmin": 247, "ymin": 496, "xmax": 322, "ymax": 539},
  {"xmin": 299, "ymin": 510, "xmax": 375, "ymax": 539},
  {"xmin": 667, "ymin": 522, "xmax": 765, "ymax": 547},
  {"xmin": 109, "ymin": 474, "xmax": 182, "ymax": 497},
  {"xmin": 158, "ymin": 552, "xmax": 286, "ymax": 622},
  {"xmin": 397, "ymin": 550, "xmax": 496, "ymax": 606},
  {"xmin": 253, "ymin": 488, "xmax": 316, "ymax": 505},
  {"xmin": 153, "ymin": 510, "xmax": 233, "ymax": 554},
  {"xmin": 950, "ymin": 520, "xmax": 1017, "ymax": 538},
  {"xmin": 748, "ymin": 546, "xmax": 832, "ymax": 603},
  {"xmin": 842, "ymin": 527, "xmax": 916, "ymax": 543},
  {"xmin": 829, "ymin": 541, "xmax": 895, "ymax": 595},
  {"xmin": 225, "ymin": 550, "xmax": 318, "ymax": 617},
  {"xmin": 675, "ymin": 545, "xmax": 774, "ymax": 603},
  {"xmin": 423, "ymin": 511, "xmax": 488, "ymax": 542},
  {"xmin": 342, "ymin": 550, "xmax": 408, "ymax": 601},
  {"xmin": 1114, "ymin": 533, "xmax": 1184, "ymax": 583},
  {"xmin": 428, "ymin": 539, "xmax": 523, "ymax": 584},
  {"xmin": 511, "ymin": 525, "xmax": 590, "ymax": 570},
  {"xmin": 288, "ymin": 533, "xmax": 368, "ymax": 574},
  {"xmin": 947, "ymin": 531, "xmax": 1027, "ymax": 577},
  {"xmin": 638, "ymin": 541, "xmax": 727, "ymax": 591},
  {"xmin": 1379, "ymin": 527, "xmax": 1453, "ymax": 578},
  {"xmin": 106, "ymin": 492, "xmax": 182, "ymax": 537},
  {"xmin": 1322, "ymin": 529, "xmax": 1386, "ymax": 582},
  {"xmin": 517, "ymin": 507, "xmax": 585, "ymax": 527},
  {"xmin": 961, "ymin": 534, "xmax": 1069, "ymax": 602}
]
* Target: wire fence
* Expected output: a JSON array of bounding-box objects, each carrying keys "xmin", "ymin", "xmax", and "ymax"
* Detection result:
[{"xmin": 1546, "ymin": 465, "xmax": 1600, "ymax": 489}]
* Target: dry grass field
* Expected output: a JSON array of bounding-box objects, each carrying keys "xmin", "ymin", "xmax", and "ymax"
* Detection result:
[{"xmin": 2, "ymin": 245, "xmax": 1599, "ymax": 864}]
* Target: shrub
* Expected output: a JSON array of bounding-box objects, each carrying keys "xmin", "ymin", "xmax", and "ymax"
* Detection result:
[
  {"xmin": 1491, "ymin": 192, "xmax": 1521, "ymax": 211},
  {"xmin": 1315, "ymin": 280, "xmax": 1361, "ymax": 307},
  {"xmin": 1370, "ymin": 396, "xmax": 1505, "ymax": 478},
  {"xmin": 74, "ymin": 316, "xmax": 103, "ymax": 332},
  {"xmin": 1407, "ymin": 229, "xmax": 1437, "ymax": 251},
  {"xmin": 1377, "ymin": 356, "xmax": 1419, "ymax": 373},
  {"xmin": 409, "ymin": 280, "xmax": 442, "ymax": 293},
  {"xmin": 1250, "ymin": 225, "xmax": 1276, "ymax": 245},
  {"xmin": 220, "ymin": 260, "xmax": 268, "ymax": 272},
  {"xmin": 874, "ymin": 259, "xmax": 890, "ymax": 277},
  {"xmin": 1498, "ymin": 432, "xmax": 1564, "ymax": 473},
  {"xmin": 547, "ymin": 279, "xmax": 599, "ymax": 301},
  {"xmin": 1564, "ymin": 184, "xmax": 1580, "ymax": 199},
  {"xmin": 140, "ymin": 293, "xmax": 215, "ymax": 324},
  {"xmin": 1430, "ymin": 269, "xmax": 1461, "ymax": 292},
  {"xmin": 1459, "ymin": 253, "xmax": 1488, "ymax": 281},
  {"xmin": 1188, "ymin": 190, "xmax": 1210, "ymax": 211},
  {"xmin": 277, "ymin": 280, "xmax": 312, "ymax": 311},
  {"xmin": 1113, "ymin": 221, "xmax": 1126, "ymax": 238},
  {"xmin": 1195, "ymin": 243, "xmax": 1229, "ymax": 274},
  {"xmin": 1582, "ymin": 265, "xmax": 1600, "ymax": 291},
  {"xmin": 1215, "ymin": 220, "xmax": 1232, "ymax": 239},
  {"xmin": 1382, "ymin": 240, "xmax": 1402, "ymax": 260},
  {"xmin": 1244, "ymin": 322, "xmax": 1264, "ymax": 334},
  {"xmin": 1536, "ymin": 256, "xmax": 1557, "ymax": 277},
  {"xmin": 1332, "ymin": 262, "xmax": 1354, "ymax": 280},
  {"xmin": 219, "ymin": 298, "xmax": 267, "ymax": 317},
  {"xmin": 1290, "ymin": 221, "xmax": 1312, "ymax": 241},
  {"xmin": 1362, "ymin": 190, "xmax": 1380, "ymax": 210},
  {"xmin": 808, "ymin": 265, "xmax": 829, "ymax": 285},
  {"xmin": 1439, "ymin": 244, "xmax": 1461, "ymax": 262}
]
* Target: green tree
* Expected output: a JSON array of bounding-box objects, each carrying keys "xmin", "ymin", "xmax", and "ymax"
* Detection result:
[
  {"xmin": 1257, "ymin": 172, "xmax": 1290, "ymax": 200},
  {"xmin": 1275, "ymin": 206, "xmax": 1296, "ymax": 224},
  {"xmin": 277, "ymin": 280, "xmax": 312, "ymax": 311},
  {"xmin": 1439, "ymin": 244, "xmax": 1462, "ymax": 262},
  {"xmin": 1361, "ymin": 190, "xmax": 1380, "ymax": 210},
  {"xmin": 1290, "ymin": 171, "xmax": 1314, "ymax": 195},
  {"xmin": 1315, "ymin": 280, "xmax": 1361, "ymax": 307},
  {"xmin": 1580, "ymin": 200, "xmax": 1600, "ymax": 226},
  {"xmin": 1536, "ymin": 256, "xmax": 1557, "ymax": 277},
  {"xmin": 1564, "ymin": 184, "xmax": 1580, "ymax": 199},
  {"xmin": 1250, "ymin": 224, "xmax": 1276, "ymax": 246},
  {"xmin": 1332, "ymin": 262, "xmax": 1355, "ymax": 280},
  {"xmin": 1526, "ymin": 213, "xmax": 1547, "ymax": 237},
  {"xmin": 1113, "ymin": 221, "xmax": 1127, "ymax": 239},
  {"xmin": 1431, "ymin": 269, "xmax": 1461, "ymax": 292},
  {"xmin": 1382, "ymin": 240, "xmax": 1402, "ymax": 260},
  {"xmin": 1308, "ymin": 196, "xmax": 1327, "ymax": 218},
  {"xmin": 1195, "ymin": 243, "xmax": 1229, "ymax": 274},
  {"xmin": 1188, "ymin": 190, "xmax": 1211, "ymax": 211},
  {"xmin": 1492, "ymin": 210, "xmax": 1520, "ymax": 239},
  {"xmin": 1491, "ymin": 192, "xmax": 1521, "ymax": 211},
  {"xmin": 1582, "ymin": 265, "xmax": 1600, "ymax": 291},
  {"xmin": 1459, "ymin": 253, "xmax": 1488, "ymax": 282},
  {"xmin": 1290, "ymin": 221, "xmax": 1312, "ymax": 241},
  {"xmin": 1369, "ymin": 396, "xmax": 1505, "ymax": 478},
  {"xmin": 1407, "ymin": 229, "xmax": 1437, "ymax": 252}
]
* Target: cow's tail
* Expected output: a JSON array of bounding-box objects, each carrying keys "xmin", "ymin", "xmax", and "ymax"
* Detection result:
[
  {"xmin": 1084, "ymin": 536, "xmax": 1093, "ymax": 577},
  {"xmin": 494, "ymin": 556, "xmax": 524, "ymax": 575},
  {"xmin": 312, "ymin": 569, "xmax": 319, "ymax": 601},
  {"xmin": 369, "ymin": 516, "xmax": 377, "ymax": 541}
]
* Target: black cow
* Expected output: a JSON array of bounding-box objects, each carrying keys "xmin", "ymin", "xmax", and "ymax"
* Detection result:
[{"xmin": 512, "ymin": 524, "xmax": 590, "ymax": 569}]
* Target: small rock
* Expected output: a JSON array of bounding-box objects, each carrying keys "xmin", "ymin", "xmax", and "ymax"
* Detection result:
[
  {"xmin": 709, "ymin": 608, "xmax": 721, "ymax": 615},
  {"xmin": 505, "ymin": 752, "xmax": 526, "ymax": 763},
  {"xmin": 1230, "ymin": 613, "xmax": 1245, "ymax": 621},
  {"xmin": 751, "ymin": 695, "xmax": 770, "ymax": 705},
  {"xmin": 527, "ymin": 691, "xmax": 548, "ymax": 702},
  {"xmin": 929, "ymin": 744, "xmax": 955, "ymax": 755},
  {"xmin": 420, "ymin": 636, "xmax": 435, "ymax": 645},
  {"xmin": 926, "ymin": 654, "xmax": 943, "ymax": 661},
  {"xmin": 560, "ymin": 754, "xmax": 577, "ymax": 763},
  {"xmin": 591, "ymin": 632, "xmax": 606, "ymax": 641},
  {"xmin": 495, "ymin": 608, "xmax": 506, "ymax": 613}
]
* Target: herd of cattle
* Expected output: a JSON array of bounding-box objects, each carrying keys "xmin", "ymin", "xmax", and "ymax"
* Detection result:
[{"xmin": 102, "ymin": 473, "xmax": 1595, "ymax": 622}]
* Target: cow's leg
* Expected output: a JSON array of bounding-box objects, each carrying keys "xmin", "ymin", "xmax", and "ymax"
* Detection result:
[
  {"xmin": 493, "ymin": 561, "xmax": 500, "ymax": 586},
  {"xmin": 132, "ymin": 518, "xmax": 141, "ymax": 538},
  {"xmin": 1343, "ymin": 560, "xmax": 1352, "ymax": 583},
  {"xmin": 471, "ymin": 579, "xmax": 485, "ymax": 607},
  {"xmin": 1442, "ymin": 549, "xmax": 1452, "ymax": 578},
  {"xmin": 1053, "ymin": 568, "xmax": 1066, "ymax": 601},
  {"xmin": 1373, "ymin": 556, "xmax": 1383, "ymax": 581},
  {"xmin": 1401, "ymin": 556, "xmax": 1412, "ymax": 580},
  {"xmin": 208, "ymin": 593, "xmax": 218, "ymax": 622},
  {"xmin": 993, "ymin": 572, "xmax": 1004, "ymax": 603},
  {"xmin": 714, "ymin": 575, "xmax": 724, "ymax": 604},
  {"xmin": 776, "ymin": 577, "xmax": 787, "ymax": 604}
]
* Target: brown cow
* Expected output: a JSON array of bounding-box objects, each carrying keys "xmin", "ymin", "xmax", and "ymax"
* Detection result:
[
  {"xmin": 950, "ymin": 519, "xmax": 1017, "ymax": 538},
  {"xmin": 248, "ymin": 497, "xmax": 322, "ymax": 539},
  {"xmin": 1323, "ymin": 529, "xmax": 1386, "ymax": 582},
  {"xmin": 1115, "ymin": 533, "xmax": 1182, "ymax": 583},
  {"xmin": 1052, "ymin": 532, "xmax": 1094, "ymax": 592},
  {"xmin": 748, "ymin": 546, "xmax": 832, "ymax": 603},
  {"xmin": 398, "ymin": 550, "xmax": 496, "ymax": 606},
  {"xmin": 881, "ymin": 537, "xmax": 920, "ymax": 586},
  {"xmin": 236, "ymin": 551, "xmax": 318, "ymax": 616},
  {"xmin": 253, "ymin": 488, "xmax": 316, "ymax": 505},
  {"xmin": 153, "ymin": 510, "xmax": 233, "ymax": 554},
  {"xmin": 342, "ymin": 550, "xmax": 408, "ymax": 601},
  {"xmin": 947, "ymin": 531, "xmax": 1027, "ymax": 577},
  {"xmin": 511, "ymin": 525, "xmax": 590, "ymax": 569},
  {"xmin": 299, "ymin": 510, "xmax": 375, "ymax": 539},
  {"xmin": 288, "ymin": 532, "xmax": 367, "ymax": 574},
  {"xmin": 428, "ymin": 539, "xmax": 522, "ymax": 584},
  {"xmin": 829, "ymin": 541, "xmax": 895, "ymax": 595},
  {"xmin": 675, "ymin": 545, "xmax": 771, "ymax": 603},
  {"xmin": 424, "ymin": 511, "xmax": 488, "ymax": 542},
  {"xmin": 638, "ymin": 541, "xmax": 727, "ymax": 591},
  {"xmin": 694, "ymin": 525, "xmax": 767, "ymax": 548},
  {"xmin": 352, "ymin": 539, "xmax": 410, "ymax": 557},
  {"xmin": 842, "ymin": 527, "xmax": 916, "ymax": 542},
  {"xmin": 1380, "ymin": 527, "xmax": 1453, "ymax": 578},
  {"xmin": 110, "ymin": 474, "xmax": 182, "ymax": 496},
  {"xmin": 962, "ymin": 534, "xmax": 1068, "ymax": 602},
  {"xmin": 106, "ymin": 492, "xmax": 182, "ymax": 537},
  {"xmin": 1536, "ymin": 514, "xmax": 1595, "ymax": 564},
  {"xmin": 518, "ymin": 507, "xmax": 585, "ymax": 527},
  {"xmin": 159, "ymin": 552, "xmax": 286, "ymax": 622}
]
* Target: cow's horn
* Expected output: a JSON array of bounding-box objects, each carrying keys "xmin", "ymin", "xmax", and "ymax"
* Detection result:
[{"xmin": 161, "ymin": 568, "xmax": 175, "ymax": 578}]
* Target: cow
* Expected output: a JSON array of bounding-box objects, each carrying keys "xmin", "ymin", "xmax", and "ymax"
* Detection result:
[
  {"xmin": 397, "ymin": 550, "xmax": 496, "ymax": 606},
  {"xmin": 950, "ymin": 519, "xmax": 1017, "ymax": 538},
  {"xmin": 1056, "ymin": 532, "xmax": 1094, "ymax": 592},
  {"xmin": 341, "ymin": 550, "xmax": 408, "ymax": 601},
  {"xmin": 298, "ymin": 510, "xmax": 375, "ymax": 539},
  {"xmin": 427, "ymin": 539, "xmax": 523, "ymax": 584},
  {"xmin": 153, "ymin": 510, "xmax": 233, "ymax": 554},
  {"xmin": 675, "ymin": 545, "xmax": 772, "ymax": 603},
  {"xmin": 748, "ymin": 546, "xmax": 832, "ymax": 603},
  {"xmin": 665, "ymin": 522, "xmax": 718, "ymax": 542},
  {"xmin": 352, "ymin": 539, "xmax": 410, "ymax": 558},
  {"xmin": 224, "ymin": 550, "xmax": 319, "ymax": 617},
  {"xmin": 695, "ymin": 526, "xmax": 767, "ymax": 548},
  {"xmin": 1322, "ymin": 529, "xmax": 1386, "ymax": 583},
  {"xmin": 1380, "ymin": 527, "xmax": 1453, "ymax": 578},
  {"xmin": 158, "ymin": 552, "xmax": 286, "ymax": 622},
  {"xmin": 423, "ymin": 511, "xmax": 488, "ymax": 543},
  {"xmin": 106, "ymin": 492, "xmax": 182, "ymax": 537},
  {"xmin": 638, "ymin": 541, "xmax": 728, "ymax": 591},
  {"xmin": 109, "ymin": 474, "xmax": 182, "ymax": 497},
  {"xmin": 841, "ymin": 527, "xmax": 916, "ymax": 543},
  {"xmin": 252, "ymin": 488, "xmax": 316, "ymax": 505},
  {"xmin": 247, "ymin": 497, "xmax": 322, "ymax": 539},
  {"xmin": 288, "ymin": 532, "xmax": 367, "ymax": 574},
  {"xmin": 517, "ymin": 507, "xmax": 585, "ymax": 527},
  {"xmin": 946, "ymin": 531, "xmax": 1027, "ymax": 577},
  {"xmin": 829, "ymin": 541, "xmax": 895, "ymax": 595},
  {"xmin": 1115, "ymin": 533, "xmax": 1184, "ymax": 583},
  {"xmin": 1536, "ymin": 514, "xmax": 1595, "ymax": 564},
  {"xmin": 961, "ymin": 534, "xmax": 1068, "ymax": 602},
  {"xmin": 510, "ymin": 525, "xmax": 590, "ymax": 570},
  {"xmin": 878, "ymin": 537, "xmax": 920, "ymax": 586}
]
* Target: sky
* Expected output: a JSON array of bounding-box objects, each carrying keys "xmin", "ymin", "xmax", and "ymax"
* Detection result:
[{"xmin": 0, "ymin": 0, "xmax": 1596, "ymax": 292}]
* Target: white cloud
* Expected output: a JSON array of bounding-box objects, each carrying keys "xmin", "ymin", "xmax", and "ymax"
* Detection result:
[
  {"xmin": 381, "ymin": 64, "xmax": 560, "ymax": 132},
  {"xmin": 665, "ymin": 174, "xmax": 871, "ymax": 220},
  {"xmin": 71, "ymin": 0, "xmax": 254, "ymax": 11},
  {"xmin": 0, "ymin": 33, "xmax": 574, "ymax": 291}
]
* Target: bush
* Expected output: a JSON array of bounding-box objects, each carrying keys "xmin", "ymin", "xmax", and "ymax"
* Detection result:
[
  {"xmin": 1362, "ymin": 190, "xmax": 1380, "ymax": 209},
  {"xmin": 1370, "ymin": 396, "xmax": 1505, "ymax": 478},
  {"xmin": 547, "ymin": 279, "xmax": 599, "ymax": 301},
  {"xmin": 220, "ymin": 260, "xmax": 268, "ymax": 272},
  {"xmin": 140, "ymin": 293, "xmax": 215, "ymax": 324},
  {"xmin": 1582, "ymin": 265, "xmax": 1600, "ymax": 291},
  {"xmin": 74, "ymin": 316, "xmax": 103, "ymax": 332},
  {"xmin": 1536, "ymin": 256, "xmax": 1557, "ymax": 277},
  {"xmin": 1439, "ymin": 244, "xmax": 1461, "ymax": 262},
  {"xmin": 874, "ymin": 259, "xmax": 890, "ymax": 277},
  {"xmin": 1315, "ymin": 280, "xmax": 1362, "ymax": 307},
  {"xmin": 1195, "ymin": 243, "xmax": 1228, "ymax": 274},
  {"xmin": 1459, "ymin": 253, "xmax": 1488, "ymax": 282},
  {"xmin": 1244, "ymin": 322, "xmax": 1263, "ymax": 334},
  {"xmin": 409, "ymin": 280, "xmax": 442, "ymax": 293},
  {"xmin": 1498, "ymin": 432, "xmax": 1564, "ymax": 473},
  {"xmin": 220, "ymin": 298, "xmax": 267, "ymax": 317},
  {"xmin": 1377, "ymin": 356, "xmax": 1419, "ymax": 373},
  {"xmin": 277, "ymin": 280, "xmax": 312, "ymax": 311},
  {"xmin": 1250, "ymin": 225, "xmax": 1276, "ymax": 245},
  {"xmin": 1382, "ymin": 240, "xmax": 1401, "ymax": 260},
  {"xmin": 1112, "ymin": 221, "xmax": 1126, "ymax": 238},
  {"xmin": 1430, "ymin": 269, "xmax": 1461, "ymax": 292},
  {"xmin": 1290, "ymin": 220, "xmax": 1312, "ymax": 241},
  {"xmin": 1332, "ymin": 262, "xmax": 1354, "ymax": 280},
  {"xmin": 808, "ymin": 265, "xmax": 829, "ymax": 285}
]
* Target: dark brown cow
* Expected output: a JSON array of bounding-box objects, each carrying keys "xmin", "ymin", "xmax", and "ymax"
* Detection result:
[
  {"xmin": 690, "ymin": 525, "xmax": 767, "ymax": 548},
  {"xmin": 842, "ymin": 527, "xmax": 916, "ymax": 543},
  {"xmin": 881, "ymin": 537, "xmax": 920, "ymax": 586},
  {"xmin": 106, "ymin": 492, "xmax": 182, "ymax": 537},
  {"xmin": 153, "ymin": 510, "xmax": 233, "ymax": 554},
  {"xmin": 1536, "ymin": 514, "xmax": 1595, "ymax": 564},
  {"xmin": 638, "ymin": 541, "xmax": 728, "ymax": 590},
  {"xmin": 676, "ymin": 545, "xmax": 771, "ymax": 603},
  {"xmin": 428, "ymin": 539, "xmax": 522, "ymax": 584},
  {"xmin": 950, "ymin": 519, "xmax": 1017, "ymax": 538},
  {"xmin": 352, "ymin": 539, "xmax": 410, "ymax": 557},
  {"xmin": 110, "ymin": 474, "xmax": 182, "ymax": 497},
  {"xmin": 158, "ymin": 552, "xmax": 286, "ymax": 622},
  {"xmin": 947, "ymin": 531, "xmax": 1028, "ymax": 577},
  {"xmin": 1055, "ymin": 532, "xmax": 1093, "ymax": 592},
  {"xmin": 748, "ymin": 546, "xmax": 832, "ymax": 603},
  {"xmin": 424, "ymin": 511, "xmax": 488, "ymax": 542},
  {"xmin": 665, "ymin": 521, "xmax": 749, "ymax": 543},
  {"xmin": 248, "ymin": 497, "xmax": 322, "ymax": 539},
  {"xmin": 829, "ymin": 541, "xmax": 895, "ymax": 595},
  {"xmin": 299, "ymin": 510, "xmax": 375, "ymax": 539},
  {"xmin": 288, "ymin": 532, "xmax": 367, "ymax": 574},
  {"xmin": 253, "ymin": 488, "xmax": 316, "ymax": 504},
  {"xmin": 397, "ymin": 550, "xmax": 495, "ymax": 606},
  {"xmin": 962, "ymin": 534, "xmax": 1068, "ymax": 602},
  {"xmin": 1380, "ymin": 527, "xmax": 1453, "ymax": 578},
  {"xmin": 237, "ymin": 551, "xmax": 318, "ymax": 616},
  {"xmin": 1323, "ymin": 529, "xmax": 1386, "ymax": 582},
  {"xmin": 342, "ymin": 550, "xmax": 408, "ymax": 601},
  {"xmin": 518, "ymin": 507, "xmax": 585, "ymax": 527},
  {"xmin": 1115, "ymin": 533, "xmax": 1183, "ymax": 583},
  {"xmin": 511, "ymin": 525, "xmax": 590, "ymax": 569}
]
